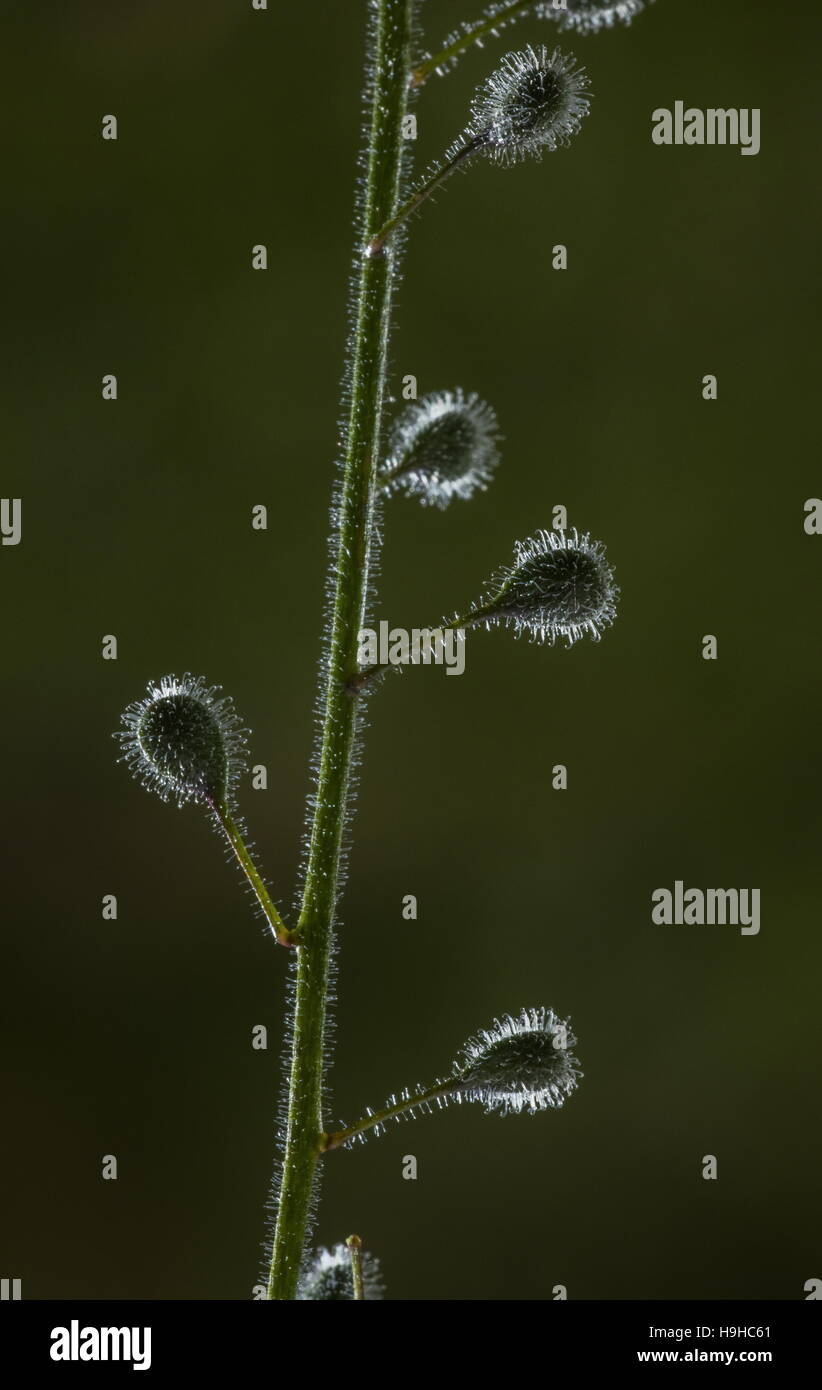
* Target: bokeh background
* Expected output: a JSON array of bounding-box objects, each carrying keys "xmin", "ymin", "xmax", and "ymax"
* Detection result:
[{"xmin": 3, "ymin": 0, "xmax": 821, "ymax": 1300}]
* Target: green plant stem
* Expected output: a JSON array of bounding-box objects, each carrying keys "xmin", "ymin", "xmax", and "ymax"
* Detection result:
[
  {"xmin": 410, "ymin": 0, "xmax": 534, "ymax": 87},
  {"xmin": 346, "ymin": 1235, "xmax": 364, "ymax": 1300},
  {"xmin": 266, "ymin": 0, "xmax": 417, "ymax": 1301},
  {"xmin": 348, "ymin": 604, "xmax": 498, "ymax": 692},
  {"xmin": 321, "ymin": 1078, "xmax": 457, "ymax": 1151},
  {"xmin": 215, "ymin": 802, "xmax": 297, "ymax": 947},
  {"xmin": 367, "ymin": 136, "xmax": 482, "ymax": 256}
]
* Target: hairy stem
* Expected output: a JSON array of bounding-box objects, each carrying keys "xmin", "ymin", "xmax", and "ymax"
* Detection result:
[
  {"xmin": 348, "ymin": 606, "xmax": 499, "ymax": 692},
  {"xmin": 367, "ymin": 136, "xmax": 483, "ymax": 256},
  {"xmin": 215, "ymin": 803, "xmax": 297, "ymax": 947},
  {"xmin": 346, "ymin": 1235, "xmax": 364, "ymax": 1300},
  {"xmin": 410, "ymin": 0, "xmax": 534, "ymax": 87},
  {"xmin": 266, "ymin": 0, "xmax": 417, "ymax": 1300},
  {"xmin": 321, "ymin": 1078, "xmax": 456, "ymax": 1151}
]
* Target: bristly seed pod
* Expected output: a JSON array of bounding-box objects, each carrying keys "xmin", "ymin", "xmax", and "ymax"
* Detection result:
[
  {"xmin": 414, "ymin": 1, "xmax": 653, "ymax": 86},
  {"xmin": 467, "ymin": 44, "xmax": 591, "ymax": 166},
  {"xmin": 381, "ymin": 389, "xmax": 501, "ymax": 508},
  {"xmin": 324, "ymin": 1005, "xmax": 583, "ymax": 1149},
  {"xmin": 470, "ymin": 527, "xmax": 618, "ymax": 646},
  {"xmin": 116, "ymin": 673, "xmax": 247, "ymax": 810},
  {"xmin": 117, "ymin": 675, "xmax": 295, "ymax": 945},
  {"xmin": 453, "ymin": 1007, "xmax": 582, "ymax": 1115},
  {"xmin": 367, "ymin": 45, "xmax": 590, "ymax": 255},
  {"xmin": 297, "ymin": 1244, "xmax": 384, "ymax": 1301},
  {"xmin": 539, "ymin": 1, "xmax": 650, "ymax": 35}
]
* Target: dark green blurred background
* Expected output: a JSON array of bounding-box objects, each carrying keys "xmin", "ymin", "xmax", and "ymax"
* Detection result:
[{"xmin": 3, "ymin": 0, "xmax": 820, "ymax": 1300}]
